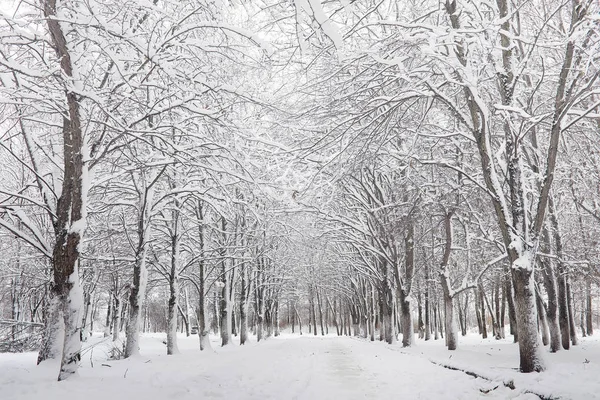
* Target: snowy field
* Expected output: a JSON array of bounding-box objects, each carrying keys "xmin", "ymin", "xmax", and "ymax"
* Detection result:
[{"xmin": 1, "ymin": 333, "xmax": 599, "ymax": 400}]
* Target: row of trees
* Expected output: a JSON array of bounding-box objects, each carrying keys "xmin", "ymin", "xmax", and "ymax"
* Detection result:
[
  {"xmin": 1, "ymin": 0, "xmax": 599, "ymax": 381},
  {"xmin": 284, "ymin": 0, "xmax": 600, "ymax": 373}
]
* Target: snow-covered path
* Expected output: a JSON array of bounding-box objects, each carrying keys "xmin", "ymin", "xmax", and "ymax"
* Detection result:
[{"xmin": 0, "ymin": 334, "xmax": 529, "ymax": 400}]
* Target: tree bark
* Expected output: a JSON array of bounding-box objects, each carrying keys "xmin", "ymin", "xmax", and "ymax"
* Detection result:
[
  {"xmin": 240, "ymin": 261, "xmax": 249, "ymax": 345},
  {"xmin": 440, "ymin": 211, "xmax": 457, "ymax": 349},
  {"xmin": 567, "ymin": 281, "xmax": 578, "ymax": 346},
  {"xmin": 586, "ymin": 279, "xmax": 594, "ymax": 336},
  {"xmin": 425, "ymin": 264, "xmax": 431, "ymax": 341},
  {"xmin": 540, "ymin": 231, "xmax": 561, "ymax": 352},
  {"xmin": 398, "ymin": 222, "xmax": 415, "ymax": 347},
  {"xmin": 43, "ymin": 0, "xmax": 86, "ymax": 380},
  {"xmin": 125, "ymin": 181, "xmax": 154, "ymax": 358},
  {"xmin": 536, "ymin": 290, "xmax": 550, "ymax": 346},
  {"xmin": 219, "ymin": 217, "xmax": 232, "ymax": 346}
]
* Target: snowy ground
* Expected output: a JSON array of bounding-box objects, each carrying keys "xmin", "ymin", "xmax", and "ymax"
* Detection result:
[{"xmin": 1, "ymin": 332, "xmax": 598, "ymax": 399}]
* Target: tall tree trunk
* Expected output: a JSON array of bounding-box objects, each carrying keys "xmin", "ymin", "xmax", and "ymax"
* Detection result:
[
  {"xmin": 104, "ymin": 295, "xmax": 112, "ymax": 338},
  {"xmin": 482, "ymin": 284, "xmax": 501, "ymax": 339},
  {"xmin": 440, "ymin": 211, "xmax": 457, "ymax": 349},
  {"xmin": 255, "ymin": 257, "xmax": 265, "ymax": 342},
  {"xmin": 425, "ymin": 264, "xmax": 431, "ymax": 341},
  {"xmin": 512, "ymin": 266, "xmax": 544, "ymax": 372},
  {"xmin": 311, "ymin": 299, "xmax": 318, "ymax": 337},
  {"xmin": 500, "ymin": 278, "xmax": 506, "ymax": 338},
  {"xmin": 567, "ymin": 281, "xmax": 578, "ymax": 346},
  {"xmin": 417, "ymin": 290, "xmax": 424, "ymax": 339},
  {"xmin": 540, "ymin": 231, "xmax": 561, "ymax": 352},
  {"xmin": 442, "ymin": 288, "xmax": 457, "ymax": 349},
  {"xmin": 112, "ymin": 295, "xmax": 121, "ymax": 342},
  {"xmin": 274, "ymin": 300, "xmax": 281, "ymax": 337},
  {"xmin": 240, "ymin": 262, "xmax": 249, "ymax": 345},
  {"xmin": 494, "ymin": 276, "xmax": 503, "ymax": 338},
  {"xmin": 480, "ymin": 286, "xmax": 488, "ymax": 339},
  {"xmin": 166, "ymin": 202, "xmax": 180, "ymax": 355},
  {"xmin": 43, "ymin": 0, "xmax": 86, "ymax": 381},
  {"xmin": 294, "ymin": 304, "xmax": 302, "ymax": 335},
  {"xmin": 195, "ymin": 202, "xmax": 211, "ymax": 351},
  {"xmin": 462, "ymin": 293, "xmax": 470, "ymax": 336},
  {"xmin": 536, "ymin": 290, "xmax": 550, "ymax": 346},
  {"xmin": 475, "ymin": 287, "xmax": 483, "ymax": 335},
  {"xmin": 125, "ymin": 183, "xmax": 153, "ymax": 358},
  {"xmin": 81, "ymin": 290, "xmax": 91, "ymax": 341},
  {"xmin": 399, "ymin": 223, "xmax": 415, "ymax": 347},
  {"xmin": 504, "ymin": 271, "xmax": 518, "ymax": 342},
  {"xmin": 291, "ymin": 302, "xmax": 296, "ymax": 334},
  {"xmin": 456, "ymin": 295, "xmax": 467, "ymax": 336},
  {"xmin": 166, "ymin": 278, "xmax": 179, "ymax": 355},
  {"xmin": 37, "ymin": 291, "xmax": 63, "ymax": 365},
  {"xmin": 219, "ymin": 217, "xmax": 231, "ymax": 346},
  {"xmin": 433, "ymin": 299, "xmax": 439, "ymax": 340},
  {"xmin": 586, "ymin": 279, "xmax": 594, "ymax": 336}
]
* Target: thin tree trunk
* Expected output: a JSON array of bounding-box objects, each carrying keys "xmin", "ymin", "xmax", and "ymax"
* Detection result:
[
  {"xmin": 567, "ymin": 281, "xmax": 578, "ymax": 346},
  {"xmin": 540, "ymin": 230, "xmax": 561, "ymax": 352},
  {"xmin": 167, "ymin": 205, "xmax": 180, "ymax": 355},
  {"xmin": 104, "ymin": 295, "xmax": 112, "ymax": 338},
  {"xmin": 425, "ymin": 265, "xmax": 431, "ymax": 341},
  {"xmin": 480, "ymin": 286, "xmax": 487, "ymax": 339},
  {"xmin": 587, "ymin": 279, "xmax": 594, "ymax": 336},
  {"xmin": 240, "ymin": 262, "xmax": 249, "ymax": 345},
  {"xmin": 536, "ymin": 290, "xmax": 550, "ymax": 346},
  {"xmin": 112, "ymin": 296, "xmax": 121, "ymax": 342},
  {"xmin": 220, "ymin": 217, "xmax": 231, "ymax": 346},
  {"xmin": 399, "ymin": 222, "xmax": 415, "ymax": 347},
  {"xmin": 125, "ymin": 184, "xmax": 153, "ymax": 358},
  {"xmin": 440, "ymin": 211, "xmax": 457, "ymax": 349}
]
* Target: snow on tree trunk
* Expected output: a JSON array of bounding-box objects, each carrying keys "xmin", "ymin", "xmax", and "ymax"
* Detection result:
[
  {"xmin": 198, "ymin": 271, "xmax": 211, "ymax": 351},
  {"xmin": 166, "ymin": 279, "xmax": 179, "ymax": 355},
  {"xmin": 219, "ymin": 217, "xmax": 232, "ymax": 346},
  {"xmin": 441, "ymin": 283, "xmax": 457, "ymax": 350},
  {"xmin": 316, "ymin": 293, "xmax": 324, "ymax": 336},
  {"xmin": 195, "ymin": 201, "xmax": 211, "ymax": 351},
  {"xmin": 380, "ymin": 285, "xmax": 394, "ymax": 344},
  {"xmin": 43, "ymin": 0, "xmax": 87, "ymax": 381},
  {"xmin": 398, "ymin": 222, "xmax": 415, "ymax": 347},
  {"xmin": 540, "ymin": 235, "xmax": 561, "ymax": 352},
  {"xmin": 198, "ymin": 267, "xmax": 211, "ymax": 351},
  {"xmin": 439, "ymin": 211, "xmax": 456, "ymax": 349},
  {"xmin": 112, "ymin": 297, "xmax": 121, "ymax": 343},
  {"xmin": 125, "ymin": 254, "xmax": 147, "ymax": 357},
  {"xmin": 124, "ymin": 182, "xmax": 153, "ymax": 358},
  {"xmin": 536, "ymin": 292, "xmax": 550, "ymax": 347},
  {"xmin": 369, "ymin": 292, "xmax": 375, "ymax": 342},
  {"xmin": 586, "ymin": 280, "xmax": 593, "ymax": 336},
  {"xmin": 103, "ymin": 297, "xmax": 111, "ymax": 338},
  {"xmin": 166, "ymin": 203, "xmax": 181, "ymax": 355},
  {"xmin": 424, "ymin": 265, "xmax": 431, "ymax": 341},
  {"xmin": 220, "ymin": 276, "xmax": 231, "ymax": 346},
  {"xmin": 240, "ymin": 298, "xmax": 248, "ymax": 344},
  {"xmin": 240, "ymin": 262, "xmax": 249, "ymax": 345},
  {"xmin": 512, "ymin": 262, "xmax": 545, "ymax": 372},
  {"xmin": 274, "ymin": 300, "xmax": 281, "ymax": 337},
  {"xmin": 81, "ymin": 291, "xmax": 91, "ymax": 341},
  {"xmin": 37, "ymin": 292, "xmax": 63, "ymax": 364},
  {"xmin": 567, "ymin": 281, "xmax": 578, "ymax": 346},
  {"xmin": 504, "ymin": 272, "xmax": 518, "ymax": 342},
  {"xmin": 399, "ymin": 292, "xmax": 413, "ymax": 348},
  {"xmin": 59, "ymin": 266, "xmax": 84, "ymax": 380}
]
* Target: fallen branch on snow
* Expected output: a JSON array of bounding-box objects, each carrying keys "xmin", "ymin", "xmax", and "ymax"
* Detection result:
[{"xmin": 430, "ymin": 360, "xmax": 562, "ymax": 400}]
